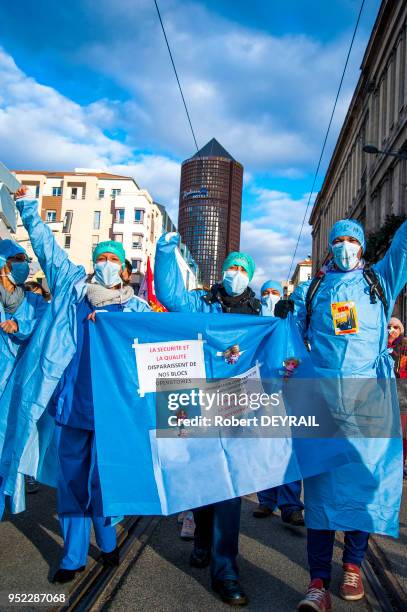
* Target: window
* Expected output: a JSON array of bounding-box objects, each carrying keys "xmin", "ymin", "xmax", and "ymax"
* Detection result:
[
  {"xmin": 134, "ymin": 209, "xmax": 144, "ymax": 223},
  {"xmin": 46, "ymin": 210, "xmax": 56, "ymax": 223},
  {"xmin": 131, "ymin": 259, "xmax": 142, "ymax": 273},
  {"xmin": 114, "ymin": 233, "xmax": 123, "ymax": 243},
  {"xmin": 132, "ymin": 234, "xmax": 143, "ymax": 249},
  {"xmin": 115, "ymin": 208, "xmax": 125, "ymax": 224},
  {"xmin": 98, "ymin": 188, "xmax": 105, "ymax": 199},
  {"xmin": 35, "ymin": 185, "xmax": 40, "ymax": 198},
  {"xmin": 52, "ymin": 186, "xmax": 62, "ymax": 197},
  {"xmin": 64, "ymin": 235, "xmax": 71, "ymax": 249},
  {"xmin": 63, "ymin": 210, "xmax": 73, "ymax": 233},
  {"xmin": 92, "ymin": 235, "xmax": 99, "ymax": 249},
  {"xmin": 71, "ymin": 187, "xmax": 78, "ymax": 200},
  {"xmin": 93, "ymin": 211, "xmax": 101, "ymax": 230},
  {"xmin": 111, "ymin": 188, "xmax": 121, "ymax": 199}
]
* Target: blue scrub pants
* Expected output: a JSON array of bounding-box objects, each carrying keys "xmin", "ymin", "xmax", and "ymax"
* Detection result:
[
  {"xmin": 307, "ymin": 528, "xmax": 369, "ymax": 583},
  {"xmin": 193, "ymin": 497, "xmax": 241, "ymax": 582},
  {"xmin": 56, "ymin": 425, "xmax": 116, "ymax": 570},
  {"xmin": 257, "ymin": 480, "xmax": 303, "ymax": 519}
]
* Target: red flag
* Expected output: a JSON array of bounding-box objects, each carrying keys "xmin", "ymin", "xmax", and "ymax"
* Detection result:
[{"xmin": 146, "ymin": 256, "xmax": 167, "ymax": 312}]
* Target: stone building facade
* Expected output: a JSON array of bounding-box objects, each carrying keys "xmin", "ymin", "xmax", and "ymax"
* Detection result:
[{"xmin": 310, "ymin": 0, "xmax": 407, "ymax": 321}]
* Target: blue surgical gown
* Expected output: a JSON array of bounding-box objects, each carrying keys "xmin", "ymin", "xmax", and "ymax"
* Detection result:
[
  {"xmin": 292, "ymin": 220, "xmax": 407, "ymax": 536},
  {"xmin": 1, "ymin": 198, "xmax": 150, "ymax": 508}
]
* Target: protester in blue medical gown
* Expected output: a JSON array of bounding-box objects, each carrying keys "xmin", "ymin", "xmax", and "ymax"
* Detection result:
[
  {"xmin": 0, "ymin": 236, "xmax": 48, "ymax": 517},
  {"xmin": 276, "ymin": 219, "xmax": 407, "ymax": 611},
  {"xmin": 13, "ymin": 191, "xmax": 151, "ymax": 584},
  {"xmin": 155, "ymin": 232, "xmax": 261, "ymax": 606},
  {"xmin": 254, "ymin": 280, "xmax": 305, "ymax": 525}
]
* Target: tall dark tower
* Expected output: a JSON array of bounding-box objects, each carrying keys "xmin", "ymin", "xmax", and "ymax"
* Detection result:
[{"xmin": 178, "ymin": 138, "xmax": 243, "ymax": 286}]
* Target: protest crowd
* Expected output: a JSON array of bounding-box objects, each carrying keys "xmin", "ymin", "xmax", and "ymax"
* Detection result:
[{"xmin": 0, "ymin": 185, "xmax": 406, "ymax": 612}]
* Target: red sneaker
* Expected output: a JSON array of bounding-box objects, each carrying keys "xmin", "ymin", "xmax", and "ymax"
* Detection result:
[
  {"xmin": 340, "ymin": 563, "xmax": 365, "ymax": 601},
  {"xmin": 298, "ymin": 579, "xmax": 332, "ymax": 611}
]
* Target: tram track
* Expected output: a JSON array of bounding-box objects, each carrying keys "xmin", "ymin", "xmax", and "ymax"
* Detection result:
[
  {"xmin": 363, "ymin": 536, "xmax": 407, "ymax": 612},
  {"xmin": 56, "ymin": 515, "xmax": 160, "ymax": 612},
  {"xmin": 55, "ymin": 513, "xmax": 407, "ymax": 612}
]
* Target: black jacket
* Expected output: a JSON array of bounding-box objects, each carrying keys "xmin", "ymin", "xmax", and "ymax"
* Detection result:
[{"xmin": 202, "ymin": 283, "xmax": 261, "ymax": 315}]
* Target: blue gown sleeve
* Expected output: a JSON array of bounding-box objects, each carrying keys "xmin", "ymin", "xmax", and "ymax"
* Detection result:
[
  {"xmin": 15, "ymin": 198, "xmax": 86, "ymax": 296},
  {"xmin": 291, "ymin": 280, "xmax": 311, "ymax": 339},
  {"xmin": 154, "ymin": 233, "xmax": 204, "ymax": 313},
  {"xmin": 373, "ymin": 220, "xmax": 407, "ymax": 307},
  {"xmin": 125, "ymin": 296, "xmax": 152, "ymax": 312},
  {"xmin": 12, "ymin": 294, "xmax": 48, "ymax": 341}
]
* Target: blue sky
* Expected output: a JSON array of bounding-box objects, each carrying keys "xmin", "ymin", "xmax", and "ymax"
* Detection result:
[{"xmin": 0, "ymin": 0, "xmax": 381, "ymax": 287}]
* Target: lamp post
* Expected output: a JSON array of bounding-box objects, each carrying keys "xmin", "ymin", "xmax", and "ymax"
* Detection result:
[{"xmin": 363, "ymin": 144, "xmax": 407, "ymax": 160}]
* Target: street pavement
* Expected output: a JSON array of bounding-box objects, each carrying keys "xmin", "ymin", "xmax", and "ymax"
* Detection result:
[
  {"xmin": 0, "ymin": 484, "xmax": 405, "ymax": 611},
  {"xmin": 108, "ymin": 494, "xmax": 373, "ymax": 612}
]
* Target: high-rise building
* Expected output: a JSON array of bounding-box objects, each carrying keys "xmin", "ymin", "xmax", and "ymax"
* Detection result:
[{"xmin": 178, "ymin": 138, "xmax": 243, "ymax": 286}]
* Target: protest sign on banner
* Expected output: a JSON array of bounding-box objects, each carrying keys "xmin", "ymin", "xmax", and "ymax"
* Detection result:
[{"xmin": 132, "ymin": 336, "xmax": 206, "ymax": 396}]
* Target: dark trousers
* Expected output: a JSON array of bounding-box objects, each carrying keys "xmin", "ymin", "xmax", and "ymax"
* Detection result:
[
  {"xmin": 193, "ymin": 497, "xmax": 241, "ymax": 581},
  {"xmin": 257, "ymin": 480, "xmax": 303, "ymax": 518},
  {"xmin": 307, "ymin": 528, "xmax": 369, "ymax": 582}
]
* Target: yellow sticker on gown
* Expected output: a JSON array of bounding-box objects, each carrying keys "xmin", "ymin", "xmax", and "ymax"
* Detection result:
[{"xmin": 331, "ymin": 301, "xmax": 359, "ymax": 335}]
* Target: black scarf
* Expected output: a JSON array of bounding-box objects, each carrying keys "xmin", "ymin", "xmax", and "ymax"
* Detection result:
[{"xmin": 206, "ymin": 284, "xmax": 261, "ymax": 315}]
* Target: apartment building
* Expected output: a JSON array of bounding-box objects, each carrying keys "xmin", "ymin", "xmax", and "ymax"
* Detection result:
[
  {"xmin": 12, "ymin": 169, "xmax": 198, "ymax": 290},
  {"xmin": 291, "ymin": 258, "xmax": 312, "ymax": 290}
]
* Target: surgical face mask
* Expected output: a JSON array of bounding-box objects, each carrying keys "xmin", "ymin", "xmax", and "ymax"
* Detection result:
[
  {"xmin": 8, "ymin": 261, "xmax": 30, "ymax": 286},
  {"xmin": 261, "ymin": 293, "xmax": 280, "ymax": 313},
  {"xmin": 94, "ymin": 261, "xmax": 122, "ymax": 288},
  {"xmin": 331, "ymin": 241, "xmax": 361, "ymax": 271},
  {"xmin": 222, "ymin": 270, "xmax": 249, "ymax": 296}
]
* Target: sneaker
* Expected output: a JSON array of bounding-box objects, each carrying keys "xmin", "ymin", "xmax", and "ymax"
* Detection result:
[
  {"xmin": 282, "ymin": 510, "xmax": 305, "ymax": 526},
  {"xmin": 340, "ymin": 563, "xmax": 364, "ymax": 601},
  {"xmin": 181, "ymin": 512, "xmax": 196, "ymax": 540},
  {"xmin": 253, "ymin": 504, "xmax": 274, "ymax": 518},
  {"xmin": 298, "ymin": 579, "xmax": 332, "ymax": 611}
]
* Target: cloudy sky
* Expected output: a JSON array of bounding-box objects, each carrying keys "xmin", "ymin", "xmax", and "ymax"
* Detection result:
[{"xmin": 0, "ymin": 0, "xmax": 381, "ymax": 288}]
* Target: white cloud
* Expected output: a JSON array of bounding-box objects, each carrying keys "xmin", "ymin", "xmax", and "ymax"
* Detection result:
[
  {"xmin": 240, "ymin": 188, "xmax": 313, "ymax": 291},
  {"xmin": 78, "ymin": 0, "xmax": 369, "ymax": 174},
  {"xmin": 0, "ymin": 49, "xmax": 130, "ymax": 170},
  {"xmin": 0, "ymin": 47, "xmax": 181, "ymax": 217}
]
